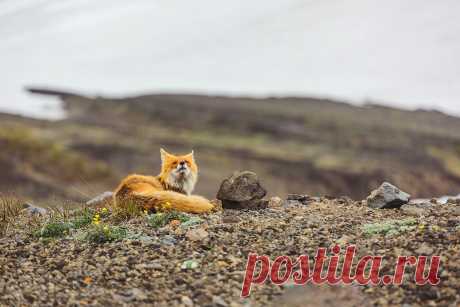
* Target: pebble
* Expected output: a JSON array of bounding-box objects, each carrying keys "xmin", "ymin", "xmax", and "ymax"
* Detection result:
[
  {"xmin": 161, "ymin": 235, "xmax": 177, "ymax": 246},
  {"xmin": 185, "ymin": 228, "xmax": 209, "ymax": 241},
  {"xmin": 181, "ymin": 296, "xmax": 194, "ymax": 307},
  {"xmin": 212, "ymin": 296, "xmax": 228, "ymax": 307}
]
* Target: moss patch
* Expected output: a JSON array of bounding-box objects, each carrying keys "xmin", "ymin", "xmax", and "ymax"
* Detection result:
[{"xmin": 362, "ymin": 218, "xmax": 417, "ymax": 236}]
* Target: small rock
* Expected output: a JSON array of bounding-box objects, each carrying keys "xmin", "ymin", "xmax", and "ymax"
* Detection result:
[
  {"xmin": 366, "ymin": 182, "xmax": 411, "ymax": 209},
  {"xmin": 161, "ymin": 235, "xmax": 177, "ymax": 246},
  {"xmin": 212, "ymin": 296, "xmax": 228, "ymax": 307},
  {"xmin": 86, "ymin": 191, "xmax": 113, "ymax": 206},
  {"xmin": 181, "ymin": 296, "xmax": 194, "ymax": 307},
  {"xmin": 283, "ymin": 200, "xmax": 303, "ymax": 207},
  {"xmin": 270, "ymin": 284, "xmax": 367, "ymax": 307},
  {"xmin": 222, "ymin": 216, "xmax": 241, "ymax": 224},
  {"xmin": 337, "ymin": 196, "xmax": 354, "ymax": 204},
  {"xmin": 446, "ymin": 198, "xmax": 460, "ymax": 205},
  {"xmin": 283, "ymin": 194, "xmax": 314, "ymax": 207},
  {"xmin": 114, "ymin": 288, "xmax": 147, "ymax": 302},
  {"xmin": 22, "ymin": 203, "xmax": 31, "ymax": 209},
  {"xmin": 336, "ymin": 235, "xmax": 353, "ymax": 245},
  {"xmin": 181, "ymin": 216, "xmax": 204, "ymax": 229},
  {"xmin": 447, "ymin": 219, "xmax": 459, "ymax": 227},
  {"xmin": 136, "ymin": 261, "xmax": 162, "ymax": 270},
  {"xmin": 415, "ymin": 243, "xmax": 434, "ymax": 255},
  {"xmin": 401, "ymin": 204, "xmax": 429, "ymax": 216},
  {"xmin": 111, "ymin": 293, "xmax": 128, "ymax": 302},
  {"xmin": 217, "ymin": 171, "xmax": 268, "ymax": 210},
  {"xmin": 451, "ymin": 207, "xmax": 460, "ymax": 216},
  {"xmin": 22, "ymin": 203, "xmax": 48, "ymax": 215},
  {"xmin": 210, "ymin": 199, "xmax": 223, "ymax": 211},
  {"xmin": 130, "ymin": 288, "xmax": 147, "ymax": 301},
  {"xmin": 287, "ymin": 194, "xmax": 310, "ymax": 205},
  {"xmin": 169, "ymin": 219, "xmax": 181, "ymax": 228},
  {"xmin": 186, "ymin": 228, "xmax": 209, "ymax": 242},
  {"xmin": 417, "ymin": 284, "xmax": 439, "ymax": 300},
  {"xmin": 181, "ymin": 260, "xmax": 199, "ymax": 270},
  {"xmin": 268, "ymin": 196, "xmax": 283, "ymax": 208}
]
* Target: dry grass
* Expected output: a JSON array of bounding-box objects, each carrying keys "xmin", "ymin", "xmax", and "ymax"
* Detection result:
[
  {"xmin": 110, "ymin": 198, "xmax": 145, "ymax": 223},
  {"xmin": 0, "ymin": 127, "xmax": 112, "ymax": 182},
  {"xmin": 0, "ymin": 195, "xmax": 24, "ymax": 236},
  {"xmin": 428, "ymin": 146, "xmax": 460, "ymax": 177}
]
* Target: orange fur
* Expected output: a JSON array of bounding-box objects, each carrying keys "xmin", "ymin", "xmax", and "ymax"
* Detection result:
[{"xmin": 113, "ymin": 149, "xmax": 213, "ymax": 213}]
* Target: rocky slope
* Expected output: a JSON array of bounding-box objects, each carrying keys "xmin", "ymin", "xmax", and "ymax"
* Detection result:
[{"xmin": 0, "ymin": 196, "xmax": 459, "ymax": 306}]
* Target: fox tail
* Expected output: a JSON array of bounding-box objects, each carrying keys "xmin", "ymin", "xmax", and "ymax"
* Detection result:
[{"xmin": 129, "ymin": 190, "xmax": 214, "ymax": 213}]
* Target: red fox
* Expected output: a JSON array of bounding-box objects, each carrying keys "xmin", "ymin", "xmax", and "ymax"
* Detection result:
[{"xmin": 114, "ymin": 148, "xmax": 214, "ymax": 213}]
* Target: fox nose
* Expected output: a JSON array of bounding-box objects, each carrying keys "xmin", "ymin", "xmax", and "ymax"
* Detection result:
[{"xmin": 179, "ymin": 161, "xmax": 186, "ymax": 166}]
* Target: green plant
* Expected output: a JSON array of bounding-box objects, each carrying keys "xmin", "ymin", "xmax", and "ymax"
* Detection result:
[
  {"xmin": 180, "ymin": 216, "xmax": 204, "ymax": 229},
  {"xmin": 37, "ymin": 221, "xmax": 73, "ymax": 238},
  {"xmin": 147, "ymin": 211, "xmax": 190, "ymax": 228},
  {"xmin": 83, "ymin": 224, "xmax": 127, "ymax": 243},
  {"xmin": 70, "ymin": 208, "xmax": 95, "ymax": 229},
  {"xmin": 362, "ymin": 218, "xmax": 417, "ymax": 236}
]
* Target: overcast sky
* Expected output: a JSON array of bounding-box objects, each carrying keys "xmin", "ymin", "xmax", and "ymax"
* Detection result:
[{"xmin": 1, "ymin": 0, "xmax": 460, "ymax": 118}]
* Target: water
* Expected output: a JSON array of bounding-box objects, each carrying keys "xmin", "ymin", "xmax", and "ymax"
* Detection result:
[{"xmin": 1, "ymin": 0, "xmax": 460, "ymax": 119}]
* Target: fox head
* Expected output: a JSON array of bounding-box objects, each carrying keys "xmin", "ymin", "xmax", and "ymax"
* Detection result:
[{"xmin": 159, "ymin": 148, "xmax": 198, "ymax": 195}]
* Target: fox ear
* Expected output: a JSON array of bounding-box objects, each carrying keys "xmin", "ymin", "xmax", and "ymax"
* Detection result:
[
  {"xmin": 186, "ymin": 150, "xmax": 195, "ymax": 161},
  {"xmin": 160, "ymin": 148, "xmax": 169, "ymax": 163}
]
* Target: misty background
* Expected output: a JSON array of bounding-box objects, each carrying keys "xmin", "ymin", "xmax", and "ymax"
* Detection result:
[
  {"xmin": 1, "ymin": 0, "xmax": 460, "ymax": 203},
  {"xmin": 1, "ymin": 0, "xmax": 460, "ymax": 118}
]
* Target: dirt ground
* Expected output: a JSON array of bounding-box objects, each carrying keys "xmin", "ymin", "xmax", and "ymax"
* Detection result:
[{"xmin": 0, "ymin": 198, "xmax": 459, "ymax": 306}]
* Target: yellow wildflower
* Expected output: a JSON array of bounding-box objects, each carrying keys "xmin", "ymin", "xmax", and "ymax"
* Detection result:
[
  {"xmin": 101, "ymin": 208, "xmax": 108, "ymax": 213},
  {"xmin": 93, "ymin": 213, "xmax": 101, "ymax": 225},
  {"xmin": 169, "ymin": 219, "xmax": 181, "ymax": 228},
  {"xmin": 83, "ymin": 276, "xmax": 92, "ymax": 285}
]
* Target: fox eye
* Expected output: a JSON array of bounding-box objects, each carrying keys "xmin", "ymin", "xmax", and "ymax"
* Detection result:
[{"xmin": 172, "ymin": 161, "xmax": 178, "ymax": 166}]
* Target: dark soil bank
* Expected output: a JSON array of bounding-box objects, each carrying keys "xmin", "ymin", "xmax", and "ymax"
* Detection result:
[{"xmin": 3, "ymin": 89, "xmax": 460, "ymax": 204}]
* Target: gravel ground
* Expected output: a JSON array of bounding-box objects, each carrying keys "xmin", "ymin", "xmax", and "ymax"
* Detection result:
[{"xmin": 1, "ymin": 198, "xmax": 459, "ymax": 306}]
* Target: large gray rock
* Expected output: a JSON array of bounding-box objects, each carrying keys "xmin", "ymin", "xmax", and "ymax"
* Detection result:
[
  {"xmin": 217, "ymin": 171, "xmax": 267, "ymax": 209},
  {"xmin": 366, "ymin": 182, "xmax": 411, "ymax": 209}
]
